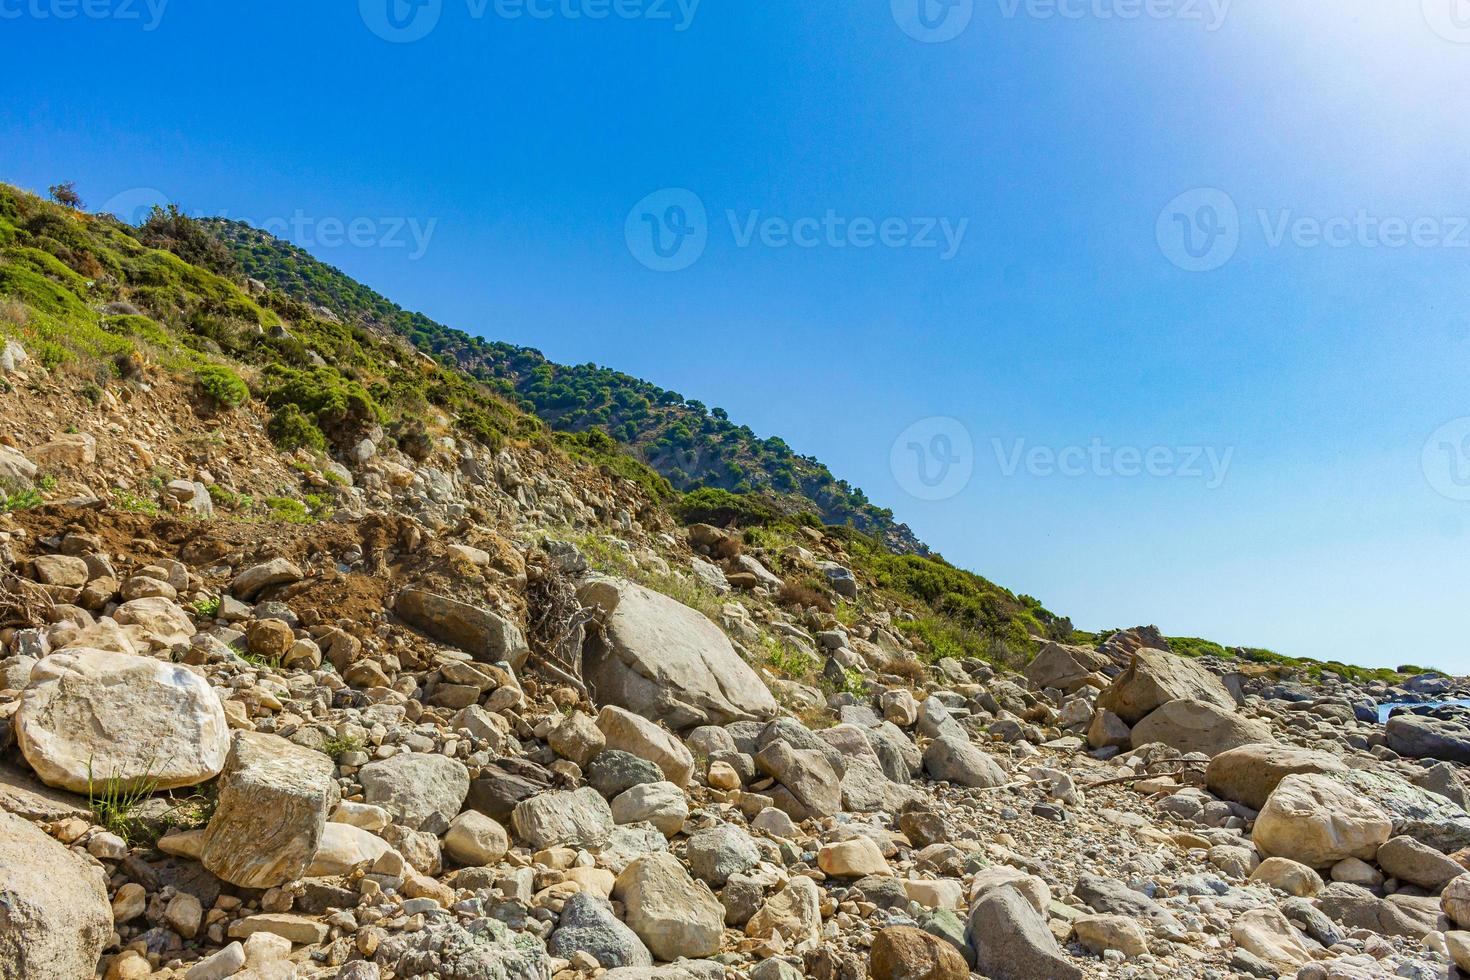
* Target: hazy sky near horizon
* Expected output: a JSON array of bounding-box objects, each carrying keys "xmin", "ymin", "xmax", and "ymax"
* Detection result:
[{"xmin": 2, "ymin": 0, "xmax": 1469, "ymax": 669}]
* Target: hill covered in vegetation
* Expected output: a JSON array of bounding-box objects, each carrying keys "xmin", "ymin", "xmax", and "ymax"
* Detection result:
[{"xmin": 202, "ymin": 218, "xmax": 924, "ymax": 554}]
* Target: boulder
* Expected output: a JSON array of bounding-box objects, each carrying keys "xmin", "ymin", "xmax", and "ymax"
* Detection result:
[
  {"xmin": 746, "ymin": 876, "xmax": 822, "ymax": 947},
  {"xmin": 1205, "ymin": 742, "xmax": 1346, "ymax": 810},
  {"xmin": 1387, "ymin": 714, "xmax": 1470, "ymax": 764},
  {"xmin": 613, "ymin": 852, "xmax": 725, "ymax": 961},
  {"xmin": 870, "ymin": 925, "xmax": 969, "ymax": 980},
  {"xmin": 611, "ymin": 781, "xmax": 689, "ymax": 837},
  {"xmin": 967, "ymin": 886, "xmax": 1082, "ymax": 980},
  {"xmin": 1072, "ymin": 915, "xmax": 1148, "ymax": 958},
  {"xmin": 512, "ymin": 787, "xmax": 614, "ymax": 849},
  {"xmin": 579, "ymin": 577, "xmax": 778, "ymax": 728},
  {"xmin": 1318, "ymin": 882, "xmax": 1439, "ymax": 937},
  {"xmin": 15, "ymin": 648, "xmax": 228, "ymax": 792},
  {"xmin": 922, "ymin": 733, "xmax": 1006, "ymax": 788},
  {"xmin": 230, "ymin": 558, "xmax": 303, "ymax": 600},
  {"xmin": 1229, "ymin": 907, "xmax": 1315, "ymax": 973},
  {"xmin": 818, "ymin": 837, "xmax": 891, "ymax": 878},
  {"xmin": 1378, "ymin": 835, "xmax": 1465, "ymax": 891},
  {"xmin": 1128, "ymin": 699, "xmax": 1272, "ymax": 757},
  {"xmin": 395, "ymin": 588, "xmax": 529, "ymax": 670},
  {"xmin": 305, "ymin": 823, "xmax": 396, "ymax": 876},
  {"xmin": 358, "ymin": 753, "xmax": 470, "ymax": 833},
  {"xmin": 597, "ymin": 706, "xmax": 695, "ymax": 788},
  {"xmin": 1336, "ymin": 766, "xmax": 1470, "ymax": 854},
  {"xmin": 443, "ymin": 810, "xmax": 510, "ymax": 866},
  {"xmin": 1086, "ymin": 709, "xmax": 1130, "ymax": 749},
  {"xmin": 200, "ymin": 731, "xmax": 338, "ymax": 888},
  {"xmin": 1249, "ymin": 857, "xmax": 1324, "ymax": 897},
  {"xmin": 1023, "ymin": 642, "xmax": 1111, "ymax": 692},
  {"xmin": 0, "ymin": 810, "xmax": 112, "ymax": 980},
  {"xmin": 1253, "ymin": 773, "xmax": 1393, "ymax": 868},
  {"xmin": 548, "ymin": 892, "xmax": 652, "ymax": 968},
  {"xmin": 754, "ymin": 738, "xmax": 841, "ymax": 821},
  {"xmin": 686, "ymin": 824, "xmax": 760, "ymax": 887},
  {"xmin": 1444, "ymin": 874, "xmax": 1470, "ymax": 928},
  {"xmin": 1094, "ymin": 648, "xmax": 1234, "ymax": 724}
]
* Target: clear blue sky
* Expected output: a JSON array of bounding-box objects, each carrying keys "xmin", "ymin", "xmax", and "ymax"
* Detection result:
[{"xmin": 3, "ymin": 0, "xmax": 1468, "ymax": 669}]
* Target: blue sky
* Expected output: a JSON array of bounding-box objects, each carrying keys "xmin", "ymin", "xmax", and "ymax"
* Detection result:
[{"xmin": 3, "ymin": 0, "xmax": 1469, "ymax": 668}]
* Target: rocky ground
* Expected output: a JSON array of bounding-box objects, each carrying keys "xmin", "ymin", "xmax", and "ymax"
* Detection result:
[{"xmin": 5, "ymin": 345, "xmax": 1470, "ymax": 980}]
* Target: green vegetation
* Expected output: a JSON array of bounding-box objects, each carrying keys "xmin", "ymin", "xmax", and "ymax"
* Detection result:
[
  {"xmin": 0, "ymin": 485, "xmax": 43, "ymax": 513},
  {"xmin": 203, "ymin": 219, "xmax": 922, "ymax": 552},
  {"xmin": 265, "ymin": 494, "xmax": 332, "ymax": 524},
  {"xmin": 87, "ymin": 760, "xmax": 160, "ymax": 846},
  {"xmin": 110, "ymin": 487, "xmax": 159, "ymax": 516},
  {"xmin": 320, "ymin": 733, "xmax": 366, "ymax": 757},
  {"xmin": 195, "ymin": 364, "xmax": 249, "ymax": 408},
  {"xmin": 191, "ymin": 596, "xmax": 222, "ymax": 618}
]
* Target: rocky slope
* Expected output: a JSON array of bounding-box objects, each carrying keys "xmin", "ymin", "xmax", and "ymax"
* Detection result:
[{"xmin": 4, "ymin": 182, "xmax": 1470, "ymax": 980}]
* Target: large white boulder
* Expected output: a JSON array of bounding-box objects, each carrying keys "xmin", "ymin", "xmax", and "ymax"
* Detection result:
[
  {"xmin": 0, "ymin": 810, "xmax": 112, "ymax": 979},
  {"xmin": 15, "ymin": 648, "xmax": 229, "ymax": 792},
  {"xmin": 1252, "ymin": 773, "xmax": 1393, "ymax": 868},
  {"xmin": 579, "ymin": 577, "xmax": 777, "ymax": 729}
]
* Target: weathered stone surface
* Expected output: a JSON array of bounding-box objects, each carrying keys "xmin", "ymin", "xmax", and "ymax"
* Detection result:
[
  {"xmin": 230, "ymin": 558, "xmax": 303, "ymax": 600},
  {"xmin": 597, "ymin": 706, "xmax": 695, "ymax": 788},
  {"xmin": 611, "ymin": 781, "xmax": 689, "ymax": 837},
  {"xmin": 0, "ymin": 809, "xmax": 112, "ymax": 980},
  {"xmin": 1072, "ymin": 915, "xmax": 1149, "ymax": 958},
  {"xmin": 1387, "ymin": 713, "xmax": 1470, "ymax": 764},
  {"xmin": 1095, "ymin": 648, "xmax": 1234, "ymax": 724},
  {"xmin": 1336, "ymin": 767, "xmax": 1470, "ymax": 854},
  {"xmin": 922, "ymin": 733, "xmax": 1006, "ymax": 788},
  {"xmin": 443, "ymin": 810, "xmax": 510, "ymax": 866},
  {"xmin": 15, "ymin": 648, "xmax": 229, "ymax": 792},
  {"xmin": 967, "ymin": 886, "xmax": 1082, "ymax": 980},
  {"xmin": 870, "ymin": 925, "xmax": 969, "ymax": 980},
  {"xmin": 1128, "ymin": 699, "xmax": 1272, "ymax": 757},
  {"xmin": 396, "ymin": 588, "xmax": 529, "ymax": 669},
  {"xmin": 1249, "ymin": 856, "xmax": 1324, "ymax": 897},
  {"xmin": 304, "ymin": 822, "xmax": 395, "ymax": 876},
  {"xmin": 358, "ymin": 753, "xmax": 470, "ymax": 833},
  {"xmin": 755, "ymin": 738, "xmax": 841, "ymax": 821},
  {"xmin": 579, "ymin": 577, "xmax": 778, "ymax": 728},
  {"xmin": 818, "ymin": 837, "xmax": 890, "ymax": 878},
  {"xmin": 746, "ymin": 876, "xmax": 822, "ymax": 948},
  {"xmin": 1230, "ymin": 907, "xmax": 1314, "ymax": 973},
  {"xmin": 1378, "ymin": 835, "xmax": 1465, "ymax": 891},
  {"xmin": 1205, "ymin": 742, "xmax": 1346, "ymax": 810},
  {"xmin": 512, "ymin": 787, "xmax": 614, "ymax": 849},
  {"xmin": 200, "ymin": 731, "xmax": 338, "ymax": 888},
  {"xmin": 1254, "ymin": 773, "xmax": 1393, "ymax": 868},
  {"xmin": 548, "ymin": 892, "xmax": 652, "ymax": 968},
  {"xmin": 1023, "ymin": 642, "xmax": 1112, "ymax": 693},
  {"xmin": 613, "ymin": 852, "xmax": 725, "ymax": 961}
]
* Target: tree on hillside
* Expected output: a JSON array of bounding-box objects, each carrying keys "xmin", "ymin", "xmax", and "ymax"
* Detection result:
[{"xmin": 48, "ymin": 182, "xmax": 83, "ymax": 209}]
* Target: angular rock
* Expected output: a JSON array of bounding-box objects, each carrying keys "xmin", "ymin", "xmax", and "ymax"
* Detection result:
[
  {"xmin": 0, "ymin": 810, "xmax": 112, "ymax": 980},
  {"xmin": 579, "ymin": 577, "xmax": 778, "ymax": 728},
  {"xmin": 1249, "ymin": 856, "xmax": 1324, "ymax": 897},
  {"xmin": 597, "ymin": 706, "xmax": 695, "ymax": 788},
  {"xmin": 1023, "ymin": 642, "xmax": 1111, "ymax": 693},
  {"xmin": 358, "ymin": 753, "xmax": 470, "ymax": 833},
  {"xmin": 512, "ymin": 787, "xmax": 614, "ymax": 849},
  {"xmin": 1205, "ymin": 742, "xmax": 1346, "ymax": 810},
  {"xmin": 1095, "ymin": 648, "xmax": 1234, "ymax": 724},
  {"xmin": 686, "ymin": 824, "xmax": 760, "ymax": 888},
  {"xmin": 15, "ymin": 648, "xmax": 229, "ymax": 792},
  {"xmin": 611, "ymin": 781, "xmax": 689, "ymax": 837},
  {"xmin": 922, "ymin": 733, "xmax": 1006, "ymax": 788},
  {"xmin": 1377, "ymin": 835, "xmax": 1465, "ymax": 891},
  {"xmin": 746, "ymin": 876, "xmax": 822, "ymax": 948},
  {"xmin": 230, "ymin": 558, "xmax": 303, "ymax": 600},
  {"xmin": 967, "ymin": 886, "xmax": 1082, "ymax": 980},
  {"xmin": 1128, "ymin": 699, "xmax": 1272, "ymax": 757},
  {"xmin": 755, "ymin": 739, "xmax": 841, "ymax": 821},
  {"xmin": 613, "ymin": 852, "xmax": 725, "ymax": 961},
  {"xmin": 200, "ymin": 731, "xmax": 337, "ymax": 888},
  {"xmin": 1387, "ymin": 713, "xmax": 1470, "ymax": 764},
  {"xmin": 443, "ymin": 810, "xmax": 510, "ymax": 866},
  {"xmin": 396, "ymin": 588, "xmax": 529, "ymax": 670},
  {"xmin": 870, "ymin": 925, "xmax": 968, "ymax": 980},
  {"xmin": 1230, "ymin": 907, "xmax": 1314, "ymax": 973},
  {"xmin": 548, "ymin": 892, "xmax": 652, "ymax": 968}
]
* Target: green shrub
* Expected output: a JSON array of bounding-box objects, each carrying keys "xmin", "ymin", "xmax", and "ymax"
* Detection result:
[
  {"xmin": 675, "ymin": 487, "xmax": 778, "ymax": 527},
  {"xmin": 196, "ymin": 364, "xmax": 249, "ymax": 408},
  {"xmin": 267, "ymin": 404, "xmax": 327, "ymax": 452}
]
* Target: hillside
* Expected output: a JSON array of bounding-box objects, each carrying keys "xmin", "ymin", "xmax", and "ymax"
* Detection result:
[{"xmin": 202, "ymin": 219, "xmax": 925, "ymax": 554}]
